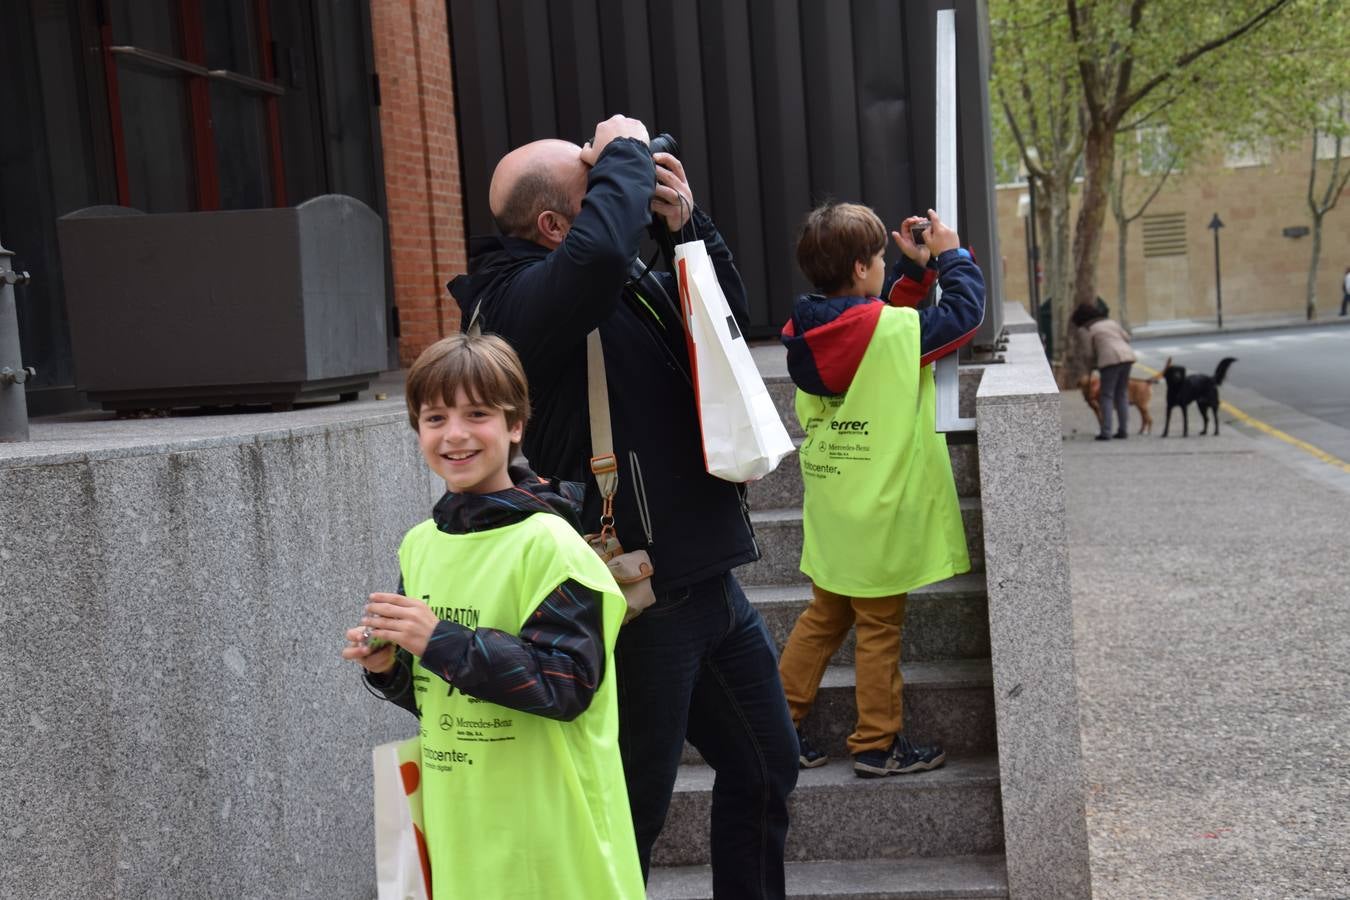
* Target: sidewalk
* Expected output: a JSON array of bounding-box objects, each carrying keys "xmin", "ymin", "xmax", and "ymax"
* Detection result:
[
  {"xmin": 1060, "ymin": 390, "xmax": 1350, "ymax": 897},
  {"xmin": 1129, "ymin": 311, "xmax": 1350, "ymax": 339}
]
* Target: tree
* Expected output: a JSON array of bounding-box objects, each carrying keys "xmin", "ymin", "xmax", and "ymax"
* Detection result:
[
  {"xmin": 990, "ymin": 0, "xmax": 1084, "ymax": 364},
  {"xmin": 1303, "ymin": 98, "xmax": 1350, "ymax": 319},
  {"xmin": 1232, "ymin": 0, "xmax": 1350, "ymax": 319},
  {"xmin": 1106, "ymin": 82, "xmax": 1224, "ymax": 330},
  {"xmin": 1065, "ymin": 0, "xmax": 1297, "ymax": 318},
  {"xmin": 1108, "ymin": 131, "xmax": 1177, "ymax": 331}
]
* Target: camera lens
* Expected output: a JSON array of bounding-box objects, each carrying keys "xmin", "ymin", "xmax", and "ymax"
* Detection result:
[{"xmin": 650, "ymin": 133, "xmax": 679, "ymax": 158}]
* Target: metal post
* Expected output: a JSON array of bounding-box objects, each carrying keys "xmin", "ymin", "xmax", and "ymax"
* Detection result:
[
  {"xmin": 1208, "ymin": 213, "xmax": 1225, "ymax": 329},
  {"xmin": 1027, "ymin": 173, "xmax": 1042, "ymax": 343},
  {"xmin": 1, "ymin": 232, "xmax": 35, "ymax": 442},
  {"xmin": 933, "ymin": 8, "xmax": 975, "ymax": 433}
]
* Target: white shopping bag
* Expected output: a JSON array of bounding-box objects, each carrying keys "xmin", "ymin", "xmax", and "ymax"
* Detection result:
[
  {"xmin": 675, "ymin": 239, "xmax": 794, "ymax": 482},
  {"xmin": 373, "ymin": 737, "xmax": 431, "ymax": 900}
]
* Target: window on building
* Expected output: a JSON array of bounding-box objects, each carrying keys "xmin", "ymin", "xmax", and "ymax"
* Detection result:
[
  {"xmin": 1314, "ymin": 96, "xmax": 1348, "ymax": 161},
  {"xmin": 104, "ymin": 0, "xmax": 285, "ymax": 212},
  {"xmin": 1224, "ymin": 140, "xmax": 1271, "ymax": 168},
  {"xmin": 1136, "ymin": 127, "xmax": 1180, "ymax": 177}
]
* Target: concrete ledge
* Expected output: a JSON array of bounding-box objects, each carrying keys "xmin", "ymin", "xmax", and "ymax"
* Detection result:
[
  {"xmin": 2, "ymin": 399, "xmax": 438, "ymax": 899},
  {"xmin": 1002, "ymin": 300, "xmax": 1039, "ymax": 335},
  {"xmin": 975, "ymin": 322, "xmax": 1092, "ymax": 898}
]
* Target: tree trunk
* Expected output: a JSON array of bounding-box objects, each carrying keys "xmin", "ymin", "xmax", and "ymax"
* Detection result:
[
  {"xmin": 1117, "ymin": 218, "xmax": 1130, "ymax": 331},
  {"xmin": 1047, "ymin": 181, "xmax": 1074, "ymax": 362},
  {"xmin": 1071, "ymin": 126, "xmax": 1116, "ymax": 326},
  {"xmin": 1306, "ymin": 211, "xmax": 1322, "ymax": 321}
]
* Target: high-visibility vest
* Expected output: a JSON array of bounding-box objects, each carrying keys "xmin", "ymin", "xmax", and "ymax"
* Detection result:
[
  {"xmin": 399, "ymin": 512, "xmax": 643, "ymax": 899},
  {"xmin": 795, "ymin": 305, "xmax": 970, "ymax": 597}
]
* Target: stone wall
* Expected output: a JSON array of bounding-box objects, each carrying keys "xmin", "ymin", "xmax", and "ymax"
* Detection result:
[
  {"xmin": 1, "ymin": 406, "xmax": 439, "ymax": 899},
  {"xmin": 976, "ymin": 303, "xmax": 1093, "ymax": 898}
]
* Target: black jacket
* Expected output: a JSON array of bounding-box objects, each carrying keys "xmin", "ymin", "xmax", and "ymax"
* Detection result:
[
  {"xmin": 366, "ymin": 468, "xmax": 606, "ymax": 722},
  {"xmin": 448, "ymin": 138, "xmax": 758, "ymax": 592}
]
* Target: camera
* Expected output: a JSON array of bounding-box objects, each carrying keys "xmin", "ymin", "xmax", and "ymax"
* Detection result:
[
  {"xmin": 910, "ymin": 218, "xmax": 931, "ymax": 245},
  {"xmin": 650, "ymin": 133, "xmax": 679, "ymax": 158}
]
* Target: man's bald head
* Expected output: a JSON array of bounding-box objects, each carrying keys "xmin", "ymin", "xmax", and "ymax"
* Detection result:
[{"xmin": 489, "ymin": 139, "xmax": 588, "ymax": 243}]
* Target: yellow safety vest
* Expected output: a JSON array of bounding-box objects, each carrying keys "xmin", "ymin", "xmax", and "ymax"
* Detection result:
[
  {"xmin": 399, "ymin": 513, "xmax": 643, "ymax": 899},
  {"xmin": 795, "ymin": 305, "xmax": 970, "ymax": 596}
]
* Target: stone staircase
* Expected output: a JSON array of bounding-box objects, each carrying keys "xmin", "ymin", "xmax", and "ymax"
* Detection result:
[{"xmin": 646, "ymin": 369, "xmax": 1009, "ymax": 899}]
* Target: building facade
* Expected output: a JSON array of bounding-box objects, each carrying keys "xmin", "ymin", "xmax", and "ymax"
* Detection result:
[
  {"xmin": 996, "ymin": 141, "xmax": 1350, "ymax": 327},
  {"xmin": 5, "ymin": 0, "xmax": 1003, "ymax": 417}
]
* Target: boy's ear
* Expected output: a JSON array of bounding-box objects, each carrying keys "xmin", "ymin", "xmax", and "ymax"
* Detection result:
[
  {"xmin": 852, "ymin": 257, "xmax": 869, "ymax": 285},
  {"xmin": 509, "ymin": 419, "xmax": 524, "ymax": 444}
]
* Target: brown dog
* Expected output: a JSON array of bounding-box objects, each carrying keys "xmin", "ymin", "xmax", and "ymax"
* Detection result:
[{"xmin": 1078, "ymin": 372, "xmax": 1158, "ymax": 434}]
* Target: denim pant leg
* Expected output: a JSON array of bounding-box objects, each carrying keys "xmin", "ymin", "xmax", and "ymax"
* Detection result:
[
  {"xmin": 615, "ymin": 580, "xmax": 719, "ymax": 880},
  {"xmin": 1098, "ymin": 362, "xmax": 1129, "ymax": 435},
  {"xmin": 684, "ymin": 574, "xmax": 799, "ymax": 900}
]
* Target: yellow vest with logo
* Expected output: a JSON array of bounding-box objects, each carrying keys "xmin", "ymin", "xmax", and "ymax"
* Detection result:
[
  {"xmin": 794, "ymin": 305, "xmax": 970, "ymax": 597},
  {"xmin": 398, "ymin": 512, "xmax": 643, "ymax": 900}
]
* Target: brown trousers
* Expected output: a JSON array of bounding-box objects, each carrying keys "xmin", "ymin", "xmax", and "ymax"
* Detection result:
[{"xmin": 777, "ymin": 582, "xmax": 906, "ymax": 755}]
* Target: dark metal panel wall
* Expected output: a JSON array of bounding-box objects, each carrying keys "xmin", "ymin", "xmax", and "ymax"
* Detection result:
[
  {"xmin": 955, "ymin": 0, "xmax": 1004, "ymax": 345},
  {"xmin": 448, "ymin": 0, "xmax": 999, "ymax": 336}
]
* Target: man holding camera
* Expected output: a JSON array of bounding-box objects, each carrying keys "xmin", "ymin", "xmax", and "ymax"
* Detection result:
[{"xmin": 449, "ymin": 115, "xmax": 798, "ymax": 897}]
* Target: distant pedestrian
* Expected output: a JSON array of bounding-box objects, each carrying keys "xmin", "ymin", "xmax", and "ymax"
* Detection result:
[
  {"xmin": 1071, "ymin": 302, "xmax": 1136, "ymax": 441},
  {"xmin": 1341, "ymin": 266, "xmax": 1349, "ymax": 316}
]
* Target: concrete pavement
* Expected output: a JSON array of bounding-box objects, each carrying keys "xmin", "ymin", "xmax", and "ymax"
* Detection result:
[
  {"xmin": 1061, "ymin": 386, "xmax": 1350, "ymax": 898},
  {"xmin": 1129, "ymin": 312, "xmax": 1350, "ymax": 339}
]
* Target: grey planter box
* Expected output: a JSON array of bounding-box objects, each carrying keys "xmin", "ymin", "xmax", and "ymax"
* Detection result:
[{"xmin": 57, "ymin": 195, "xmax": 387, "ymax": 411}]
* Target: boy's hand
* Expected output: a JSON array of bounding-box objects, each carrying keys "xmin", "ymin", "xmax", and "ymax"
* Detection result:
[
  {"xmin": 922, "ymin": 209, "xmax": 959, "ymax": 256},
  {"xmin": 893, "ymin": 215, "xmax": 933, "ymax": 267},
  {"xmin": 361, "ymin": 592, "xmax": 441, "ymax": 658},
  {"xmin": 652, "ymin": 152, "xmax": 694, "ymax": 232},
  {"xmin": 342, "ymin": 627, "xmax": 398, "ymax": 673}
]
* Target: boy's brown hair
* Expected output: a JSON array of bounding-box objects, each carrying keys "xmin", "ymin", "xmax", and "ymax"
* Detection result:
[
  {"xmin": 405, "ymin": 332, "xmax": 530, "ymax": 432},
  {"xmin": 796, "ymin": 202, "xmax": 888, "ymax": 294}
]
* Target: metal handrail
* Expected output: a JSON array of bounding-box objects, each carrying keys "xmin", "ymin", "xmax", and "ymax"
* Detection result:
[
  {"xmin": 110, "ymin": 45, "xmax": 209, "ymax": 77},
  {"xmin": 110, "ymin": 46, "xmax": 284, "ymax": 96},
  {"xmin": 208, "ymin": 69, "xmax": 284, "ymax": 96}
]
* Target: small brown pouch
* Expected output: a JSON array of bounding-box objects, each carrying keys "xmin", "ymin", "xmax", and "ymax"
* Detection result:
[{"xmin": 586, "ymin": 531, "xmax": 656, "ymax": 624}]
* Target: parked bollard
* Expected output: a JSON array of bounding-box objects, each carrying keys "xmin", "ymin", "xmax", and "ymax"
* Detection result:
[{"xmin": 0, "ymin": 232, "xmax": 34, "ymax": 442}]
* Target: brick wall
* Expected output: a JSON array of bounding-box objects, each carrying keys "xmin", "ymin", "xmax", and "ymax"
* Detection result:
[{"xmin": 369, "ymin": 0, "xmax": 466, "ymax": 364}]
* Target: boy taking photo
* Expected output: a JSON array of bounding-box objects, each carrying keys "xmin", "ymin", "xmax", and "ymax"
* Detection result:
[{"xmin": 778, "ymin": 203, "xmax": 984, "ymax": 778}]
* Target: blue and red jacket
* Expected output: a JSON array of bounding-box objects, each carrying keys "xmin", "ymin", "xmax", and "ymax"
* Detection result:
[{"xmin": 781, "ymin": 248, "xmax": 986, "ymax": 395}]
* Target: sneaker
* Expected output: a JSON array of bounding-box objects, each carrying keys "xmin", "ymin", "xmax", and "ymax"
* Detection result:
[
  {"xmin": 1113, "ymin": 432, "xmax": 1128, "ymax": 440},
  {"xmin": 1094, "ymin": 434, "xmax": 1111, "ymax": 441},
  {"xmin": 796, "ymin": 729, "xmax": 828, "ymax": 769},
  {"xmin": 853, "ymin": 733, "xmax": 946, "ymax": 778}
]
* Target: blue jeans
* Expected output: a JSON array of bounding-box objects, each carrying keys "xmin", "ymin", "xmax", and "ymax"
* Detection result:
[{"xmin": 615, "ymin": 571, "xmax": 798, "ymax": 898}]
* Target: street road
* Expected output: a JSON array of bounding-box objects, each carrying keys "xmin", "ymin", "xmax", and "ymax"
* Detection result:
[{"xmin": 1131, "ymin": 323, "xmax": 1350, "ymax": 466}]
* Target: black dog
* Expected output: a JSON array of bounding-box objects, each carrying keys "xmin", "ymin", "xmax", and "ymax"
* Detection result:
[{"xmin": 1160, "ymin": 356, "xmax": 1237, "ymax": 437}]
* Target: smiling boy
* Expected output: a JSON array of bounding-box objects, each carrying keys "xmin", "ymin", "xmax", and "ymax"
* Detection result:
[{"xmin": 342, "ymin": 332, "xmax": 643, "ymax": 899}]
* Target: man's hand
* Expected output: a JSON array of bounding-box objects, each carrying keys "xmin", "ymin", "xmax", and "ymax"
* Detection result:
[
  {"xmin": 580, "ymin": 115, "xmax": 650, "ymax": 166},
  {"xmin": 360, "ymin": 592, "xmax": 442, "ymax": 659},
  {"xmin": 652, "ymin": 152, "xmax": 694, "ymax": 232}
]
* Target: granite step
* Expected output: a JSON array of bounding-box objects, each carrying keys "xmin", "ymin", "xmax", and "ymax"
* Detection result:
[
  {"xmin": 651, "ymin": 755, "xmax": 1004, "ymax": 867},
  {"xmin": 682, "ymin": 658, "xmax": 996, "ymax": 764},
  {"xmin": 647, "ymin": 854, "xmax": 1009, "ymax": 899},
  {"xmin": 747, "ymin": 574, "xmax": 991, "ymax": 664},
  {"xmin": 798, "ymin": 659, "xmax": 996, "ymax": 758},
  {"xmin": 738, "ymin": 498, "xmax": 984, "ymax": 587},
  {"xmin": 747, "ymin": 437, "xmax": 981, "ymax": 509}
]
